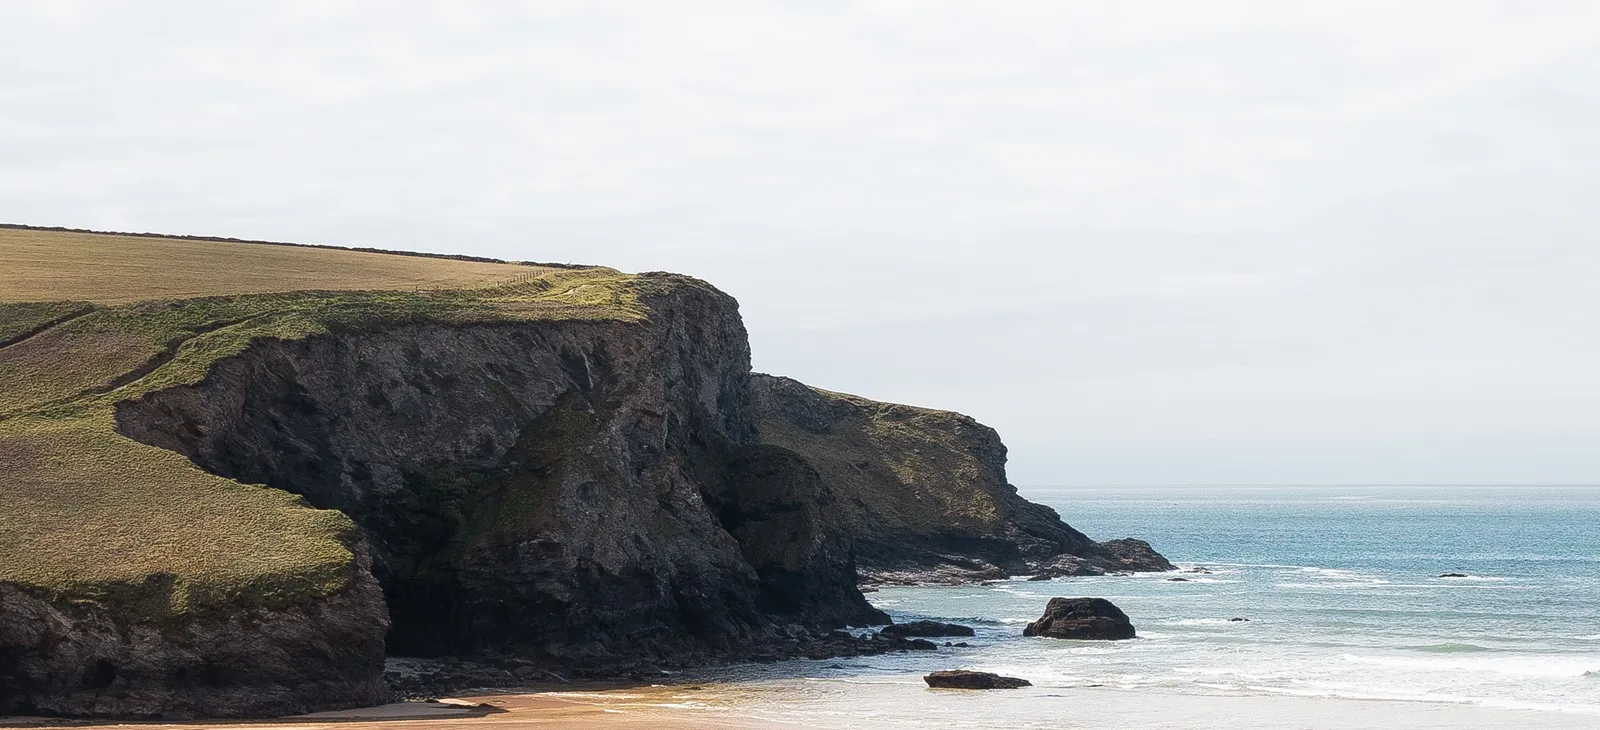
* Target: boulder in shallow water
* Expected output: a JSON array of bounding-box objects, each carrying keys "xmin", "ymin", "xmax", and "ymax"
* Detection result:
[
  {"xmin": 1439, "ymin": 573, "xmax": 1469, "ymax": 578},
  {"xmin": 1023, "ymin": 597, "xmax": 1136, "ymax": 640},
  {"xmin": 924, "ymin": 670, "xmax": 1032, "ymax": 689},
  {"xmin": 880, "ymin": 620, "xmax": 976, "ymax": 638}
]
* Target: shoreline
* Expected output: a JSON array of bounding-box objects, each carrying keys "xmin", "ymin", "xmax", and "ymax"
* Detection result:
[{"xmin": 13, "ymin": 681, "xmax": 1600, "ymax": 730}]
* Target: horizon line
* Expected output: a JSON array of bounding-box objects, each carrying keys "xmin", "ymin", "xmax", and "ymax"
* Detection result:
[{"xmin": 1015, "ymin": 482, "xmax": 1600, "ymax": 488}]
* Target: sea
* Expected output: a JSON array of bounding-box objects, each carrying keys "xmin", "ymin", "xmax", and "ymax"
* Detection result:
[{"xmin": 632, "ymin": 485, "xmax": 1600, "ymax": 727}]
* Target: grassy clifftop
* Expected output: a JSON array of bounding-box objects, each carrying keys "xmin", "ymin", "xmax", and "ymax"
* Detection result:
[{"xmin": 0, "ymin": 226, "xmax": 657, "ymax": 616}]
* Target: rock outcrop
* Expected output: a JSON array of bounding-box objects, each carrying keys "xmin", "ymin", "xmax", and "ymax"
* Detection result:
[
  {"xmin": 1093, "ymin": 539, "xmax": 1175, "ymax": 572},
  {"xmin": 924, "ymin": 670, "xmax": 1031, "ymax": 689},
  {"xmin": 1023, "ymin": 598, "xmax": 1136, "ymax": 641},
  {"xmin": 0, "ymin": 548, "xmax": 388, "ymax": 718},
  {"xmin": 749, "ymin": 375, "xmax": 1172, "ymax": 583},
  {"xmin": 879, "ymin": 621, "xmax": 975, "ymax": 638}
]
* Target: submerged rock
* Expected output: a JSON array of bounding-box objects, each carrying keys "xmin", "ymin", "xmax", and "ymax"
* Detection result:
[
  {"xmin": 879, "ymin": 620, "xmax": 975, "ymax": 638},
  {"xmin": 924, "ymin": 670, "xmax": 1031, "ymax": 690},
  {"xmin": 1023, "ymin": 598, "xmax": 1136, "ymax": 641}
]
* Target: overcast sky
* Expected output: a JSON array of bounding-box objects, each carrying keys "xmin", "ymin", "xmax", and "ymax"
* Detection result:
[{"xmin": 5, "ymin": 1, "xmax": 1599, "ymax": 485}]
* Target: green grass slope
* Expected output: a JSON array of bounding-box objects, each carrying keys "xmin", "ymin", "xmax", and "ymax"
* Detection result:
[{"xmin": 0, "ymin": 227, "xmax": 654, "ymax": 616}]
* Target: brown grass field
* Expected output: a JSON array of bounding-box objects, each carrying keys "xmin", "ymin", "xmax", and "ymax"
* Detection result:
[{"xmin": 0, "ymin": 227, "xmax": 544, "ymax": 303}]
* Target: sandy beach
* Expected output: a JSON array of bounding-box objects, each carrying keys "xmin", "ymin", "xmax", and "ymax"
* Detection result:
[{"xmin": 15, "ymin": 680, "xmax": 1600, "ymax": 730}]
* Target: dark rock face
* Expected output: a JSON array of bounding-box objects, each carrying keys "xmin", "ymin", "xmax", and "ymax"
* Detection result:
[
  {"xmin": 879, "ymin": 621, "xmax": 975, "ymax": 638},
  {"xmin": 0, "ymin": 549, "xmax": 387, "ymax": 718},
  {"xmin": 924, "ymin": 670, "xmax": 1031, "ymax": 689},
  {"xmin": 104, "ymin": 277, "xmax": 885, "ymax": 713},
  {"xmin": 750, "ymin": 375, "xmax": 1095, "ymax": 584},
  {"xmin": 1089, "ymin": 539, "xmax": 1176, "ymax": 572},
  {"xmin": 1027, "ymin": 555, "xmax": 1106, "ymax": 580},
  {"xmin": 749, "ymin": 375, "xmax": 1174, "ymax": 583},
  {"xmin": 1023, "ymin": 598, "xmax": 1136, "ymax": 641}
]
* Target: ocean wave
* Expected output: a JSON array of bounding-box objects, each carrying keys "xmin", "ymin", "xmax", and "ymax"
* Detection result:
[
  {"xmin": 1403, "ymin": 642, "xmax": 1495, "ymax": 653},
  {"xmin": 1275, "ymin": 581, "xmax": 1390, "ymax": 589},
  {"xmin": 1250, "ymin": 684, "xmax": 1600, "ymax": 715},
  {"xmin": 1342, "ymin": 653, "xmax": 1600, "ymax": 677}
]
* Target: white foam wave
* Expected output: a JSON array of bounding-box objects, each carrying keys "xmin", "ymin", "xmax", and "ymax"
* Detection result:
[
  {"xmin": 1342, "ymin": 653, "xmax": 1600, "ymax": 678},
  {"xmin": 1249, "ymin": 683, "xmax": 1600, "ymax": 715},
  {"xmin": 653, "ymin": 701, "xmax": 720, "ymax": 710}
]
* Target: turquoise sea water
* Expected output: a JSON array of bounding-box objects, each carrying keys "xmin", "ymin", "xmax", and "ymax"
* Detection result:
[
  {"xmin": 851, "ymin": 485, "xmax": 1600, "ymax": 714},
  {"xmin": 673, "ymin": 485, "xmax": 1600, "ymax": 723}
]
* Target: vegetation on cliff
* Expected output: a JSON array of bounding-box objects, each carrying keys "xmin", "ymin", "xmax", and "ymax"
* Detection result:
[{"xmin": 0, "ymin": 226, "xmax": 663, "ymax": 616}]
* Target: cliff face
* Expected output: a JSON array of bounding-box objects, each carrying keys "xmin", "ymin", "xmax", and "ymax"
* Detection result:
[
  {"xmin": 750, "ymin": 374, "xmax": 1172, "ymax": 583},
  {"xmin": 0, "ymin": 550, "xmax": 387, "ymax": 718},
  {"xmin": 113, "ymin": 277, "xmax": 882, "ymax": 675},
  {"xmin": 4, "ymin": 250, "xmax": 1168, "ymax": 719}
]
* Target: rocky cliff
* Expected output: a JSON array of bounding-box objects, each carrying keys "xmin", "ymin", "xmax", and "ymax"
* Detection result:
[
  {"xmin": 112, "ymin": 278, "xmax": 884, "ymax": 673},
  {"xmin": 750, "ymin": 374, "xmax": 1173, "ymax": 583},
  {"xmin": 2, "ymin": 228, "xmax": 1169, "ymax": 719}
]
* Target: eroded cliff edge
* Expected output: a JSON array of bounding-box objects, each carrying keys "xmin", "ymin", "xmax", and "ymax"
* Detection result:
[{"xmin": 751, "ymin": 374, "xmax": 1173, "ymax": 583}]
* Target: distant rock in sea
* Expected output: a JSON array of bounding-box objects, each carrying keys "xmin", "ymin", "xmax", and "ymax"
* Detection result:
[
  {"xmin": 924, "ymin": 670, "xmax": 1032, "ymax": 689},
  {"xmin": 1439, "ymin": 573, "xmax": 1470, "ymax": 578},
  {"xmin": 1023, "ymin": 598, "xmax": 1136, "ymax": 640}
]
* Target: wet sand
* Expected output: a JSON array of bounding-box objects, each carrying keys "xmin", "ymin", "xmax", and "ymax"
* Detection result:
[{"xmin": 12, "ymin": 681, "xmax": 1600, "ymax": 729}]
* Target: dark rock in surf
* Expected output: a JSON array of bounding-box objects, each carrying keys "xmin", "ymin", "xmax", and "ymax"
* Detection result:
[
  {"xmin": 1439, "ymin": 573, "xmax": 1469, "ymax": 578},
  {"xmin": 880, "ymin": 620, "xmax": 975, "ymax": 639},
  {"xmin": 924, "ymin": 670, "xmax": 1031, "ymax": 690},
  {"xmin": 1023, "ymin": 598, "xmax": 1136, "ymax": 641},
  {"xmin": 1090, "ymin": 538, "xmax": 1176, "ymax": 572},
  {"xmin": 1028, "ymin": 554, "xmax": 1106, "ymax": 581}
]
